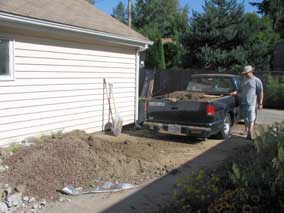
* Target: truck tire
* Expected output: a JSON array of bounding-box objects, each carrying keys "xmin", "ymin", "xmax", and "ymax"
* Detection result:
[{"xmin": 216, "ymin": 113, "xmax": 231, "ymax": 139}]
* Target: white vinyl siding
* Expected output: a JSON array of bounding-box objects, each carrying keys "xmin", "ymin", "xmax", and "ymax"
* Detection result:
[{"xmin": 0, "ymin": 39, "xmax": 137, "ymax": 146}]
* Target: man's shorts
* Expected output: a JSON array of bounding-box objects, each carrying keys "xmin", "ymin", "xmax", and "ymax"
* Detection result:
[{"xmin": 241, "ymin": 104, "xmax": 257, "ymax": 123}]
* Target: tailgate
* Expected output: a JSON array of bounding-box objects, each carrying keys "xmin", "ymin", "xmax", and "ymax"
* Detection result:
[{"xmin": 146, "ymin": 99, "xmax": 212, "ymax": 125}]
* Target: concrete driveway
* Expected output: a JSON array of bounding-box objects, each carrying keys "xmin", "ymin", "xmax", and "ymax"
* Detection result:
[
  {"xmin": 257, "ymin": 109, "xmax": 284, "ymax": 124},
  {"xmin": 42, "ymin": 109, "xmax": 284, "ymax": 213}
]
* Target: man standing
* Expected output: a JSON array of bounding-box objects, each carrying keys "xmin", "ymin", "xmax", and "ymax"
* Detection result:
[{"xmin": 240, "ymin": 65, "xmax": 264, "ymax": 140}]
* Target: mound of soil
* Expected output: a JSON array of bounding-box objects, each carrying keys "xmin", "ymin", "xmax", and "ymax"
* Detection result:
[
  {"xmin": 1, "ymin": 131, "xmax": 164, "ymax": 200},
  {"xmin": 161, "ymin": 91, "xmax": 221, "ymax": 101}
]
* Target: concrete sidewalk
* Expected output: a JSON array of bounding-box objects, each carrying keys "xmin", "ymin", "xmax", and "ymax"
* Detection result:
[{"xmin": 257, "ymin": 109, "xmax": 284, "ymax": 125}]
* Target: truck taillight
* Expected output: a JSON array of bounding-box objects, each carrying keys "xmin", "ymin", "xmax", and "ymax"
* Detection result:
[{"xmin": 206, "ymin": 104, "xmax": 216, "ymax": 116}]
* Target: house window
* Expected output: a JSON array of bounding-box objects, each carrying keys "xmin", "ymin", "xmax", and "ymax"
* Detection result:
[{"xmin": 0, "ymin": 38, "xmax": 14, "ymax": 81}]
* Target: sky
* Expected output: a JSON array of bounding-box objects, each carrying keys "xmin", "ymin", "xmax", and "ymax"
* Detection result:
[{"xmin": 95, "ymin": 0, "xmax": 262, "ymax": 16}]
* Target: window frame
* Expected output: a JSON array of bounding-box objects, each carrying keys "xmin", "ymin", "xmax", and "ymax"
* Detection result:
[{"xmin": 0, "ymin": 37, "xmax": 15, "ymax": 81}]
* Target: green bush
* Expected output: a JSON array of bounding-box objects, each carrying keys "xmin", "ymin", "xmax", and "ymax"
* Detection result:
[
  {"xmin": 167, "ymin": 122, "xmax": 284, "ymax": 212},
  {"xmin": 265, "ymin": 75, "xmax": 284, "ymax": 109},
  {"xmin": 145, "ymin": 38, "xmax": 166, "ymax": 70},
  {"xmin": 172, "ymin": 169, "xmax": 222, "ymax": 212}
]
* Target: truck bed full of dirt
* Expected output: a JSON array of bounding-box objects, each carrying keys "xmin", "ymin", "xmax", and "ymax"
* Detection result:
[{"xmin": 157, "ymin": 91, "xmax": 223, "ymax": 102}]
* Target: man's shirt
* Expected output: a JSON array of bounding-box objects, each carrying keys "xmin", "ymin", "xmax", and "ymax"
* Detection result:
[{"xmin": 240, "ymin": 76, "xmax": 263, "ymax": 106}]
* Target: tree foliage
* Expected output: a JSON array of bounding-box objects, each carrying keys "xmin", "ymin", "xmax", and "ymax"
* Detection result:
[
  {"xmin": 243, "ymin": 13, "xmax": 280, "ymax": 70},
  {"xmin": 145, "ymin": 38, "xmax": 166, "ymax": 69},
  {"xmin": 111, "ymin": 1, "xmax": 128, "ymax": 24},
  {"xmin": 133, "ymin": 0, "xmax": 189, "ymax": 39},
  {"xmin": 182, "ymin": 0, "xmax": 279, "ymax": 71},
  {"xmin": 110, "ymin": 0, "xmax": 280, "ymax": 71},
  {"xmin": 112, "ymin": 0, "xmax": 189, "ymax": 69},
  {"xmin": 251, "ymin": 0, "xmax": 284, "ymax": 38},
  {"xmin": 183, "ymin": 0, "xmax": 246, "ymax": 70},
  {"xmin": 133, "ymin": 0, "xmax": 189, "ymax": 69}
]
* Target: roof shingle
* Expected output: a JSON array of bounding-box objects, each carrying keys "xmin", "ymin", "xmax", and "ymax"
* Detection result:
[{"xmin": 0, "ymin": 0, "xmax": 149, "ymax": 43}]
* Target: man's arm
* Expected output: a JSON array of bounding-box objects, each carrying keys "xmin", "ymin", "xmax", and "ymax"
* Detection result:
[
  {"xmin": 256, "ymin": 77, "xmax": 264, "ymax": 109},
  {"xmin": 258, "ymin": 91, "xmax": 264, "ymax": 109},
  {"xmin": 230, "ymin": 91, "xmax": 238, "ymax": 96}
]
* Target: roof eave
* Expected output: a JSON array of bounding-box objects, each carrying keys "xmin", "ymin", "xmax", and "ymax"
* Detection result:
[{"xmin": 0, "ymin": 12, "xmax": 153, "ymax": 48}]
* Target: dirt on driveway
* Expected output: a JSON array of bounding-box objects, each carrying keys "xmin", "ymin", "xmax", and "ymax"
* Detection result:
[
  {"xmin": 0, "ymin": 123, "xmax": 250, "ymax": 213},
  {"xmin": 41, "ymin": 124, "xmax": 249, "ymax": 213},
  {"xmin": 0, "ymin": 127, "xmax": 216, "ymax": 201}
]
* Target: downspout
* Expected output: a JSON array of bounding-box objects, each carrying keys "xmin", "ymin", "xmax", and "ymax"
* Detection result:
[{"xmin": 134, "ymin": 45, "xmax": 149, "ymax": 123}]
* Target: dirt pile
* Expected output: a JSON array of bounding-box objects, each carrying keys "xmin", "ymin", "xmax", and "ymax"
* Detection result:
[
  {"xmin": 1, "ymin": 131, "xmax": 165, "ymax": 200},
  {"xmin": 163, "ymin": 91, "xmax": 205, "ymax": 101},
  {"xmin": 161, "ymin": 91, "xmax": 221, "ymax": 101}
]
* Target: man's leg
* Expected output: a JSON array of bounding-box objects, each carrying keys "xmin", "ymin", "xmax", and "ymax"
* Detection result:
[
  {"xmin": 254, "ymin": 105, "xmax": 258, "ymax": 126},
  {"xmin": 247, "ymin": 105, "xmax": 256, "ymax": 140},
  {"xmin": 244, "ymin": 121, "xmax": 249, "ymax": 133},
  {"xmin": 242, "ymin": 104, "xmax": 249, "ymax": 136},
  {"xmin": 248, "ymin": 122, "xmax": 254, "ymax": 139}
]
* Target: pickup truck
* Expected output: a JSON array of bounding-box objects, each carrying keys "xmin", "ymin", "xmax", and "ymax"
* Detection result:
[{"xmin": 144, "ymin": 74, "xmax": 241, "ymax": 139}]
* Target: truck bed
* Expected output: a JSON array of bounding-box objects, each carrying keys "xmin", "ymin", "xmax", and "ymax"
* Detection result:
[
  {"xmin": 147, "ymin": 91, "xmax": 232, "ymax": 126},
  {"xmin": 144, "ymin": 74, "xmax": 241, "ymax": 138}
]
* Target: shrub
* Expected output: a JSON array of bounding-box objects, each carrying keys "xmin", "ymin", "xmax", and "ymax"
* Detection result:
[
  {"xmin": 226, "ymin": 122, "xmax": 284, "ymax": 211},
  {"xmin": 265, "ymin": 75, "xmax": 284, "ymax": 109},
  {"xmin": 172, "ymin": 169, "xmax": 222, "ymax": 212},
  {"xmin": 168, "ymin": 122, "xmax": 284, "ymax": 212}
]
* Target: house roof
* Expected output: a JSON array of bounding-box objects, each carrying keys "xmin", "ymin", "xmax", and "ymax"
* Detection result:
[{"xmin": 0, "ymin": 0, "xmax": 150, "ymax": 44}]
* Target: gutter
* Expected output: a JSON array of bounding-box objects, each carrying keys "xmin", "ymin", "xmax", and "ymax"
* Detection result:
[{"xmin": 0, "ymin": 12, "xmax": 153, "ymax": 48}]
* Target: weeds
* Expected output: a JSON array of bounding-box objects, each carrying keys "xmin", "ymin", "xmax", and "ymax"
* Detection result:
[
  {"xmin": 167, "ymin": 122, "xmax": 284, "ymax": 212},
  {"xmin": 8, "ymin": 143, "xmax": 22, "ymax": 154}
]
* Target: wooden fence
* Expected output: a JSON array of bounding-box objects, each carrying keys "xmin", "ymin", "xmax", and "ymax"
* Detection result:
[{"xmin": 139, "ymin": 68, "xmax": 284, "ymax": 97}]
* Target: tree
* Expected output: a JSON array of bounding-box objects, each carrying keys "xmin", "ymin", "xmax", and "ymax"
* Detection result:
[
  {"xmin": 157, "ymin": 38, "xmax": 166, "ymax": 70},
  {"xmin": 111, "ymin": 0, "xmax": 189, "ymax": 69},
  {"xmin": 183, "ymin": 0, "xmax": 246, "ymax": 70},
  {"xmin": 145, "ymin": 38, "xmax": 166, "ymax": 70},
  {"xmin": 243, "ymin": 13, "xmax": 280, "ymax": 70},
  {"xmin": 111, "ymin": 1, "xmax": 128, "ymax": 24},
  {"xmin": 251, "ymin": 0, "xmax": 284, "ymax": 38},
  {"xmin": 164, "ymin": 42, "xmax": 179, "ymax": 68},
  {"xmin": 182, "ymin": 0, "xmax": 279, "ymax": 71},
  {"xmin": 133, "ymin": 0, "xmax": 189, "ymax": 39},
  {"xmin": 134, "ymin": 0, "xmax": 189, "ymax": 69}
]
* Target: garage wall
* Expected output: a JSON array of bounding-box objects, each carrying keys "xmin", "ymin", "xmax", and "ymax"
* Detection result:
[{"xmin": 0, "ymin": 38, "xmax": 137, "ymax": 146}]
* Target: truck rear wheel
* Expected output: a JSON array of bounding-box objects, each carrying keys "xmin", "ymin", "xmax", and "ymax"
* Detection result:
[{"xmin": 216, "ymin": 113, "xmax": 231, "ymax": 139}]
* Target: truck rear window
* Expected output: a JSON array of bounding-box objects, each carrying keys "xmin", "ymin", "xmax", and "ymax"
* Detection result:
[{"xmin": 186, "ymin": 77, "xmax": 234, "ymax": 93}]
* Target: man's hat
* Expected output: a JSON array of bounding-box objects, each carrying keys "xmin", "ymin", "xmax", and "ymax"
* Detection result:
[{"xmin": 241, "ymin": 65, "xmax": 254, "ymax": 75}]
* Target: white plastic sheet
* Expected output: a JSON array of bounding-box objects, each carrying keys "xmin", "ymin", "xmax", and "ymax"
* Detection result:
[{"xmin": 61, "ymin": 182, "xmax": 138, "ymax": 196}]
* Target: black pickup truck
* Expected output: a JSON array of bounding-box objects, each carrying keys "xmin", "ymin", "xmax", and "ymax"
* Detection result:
[{"xmin": 144, "ymin": 74, "xmax": 241, "ymax": 139}]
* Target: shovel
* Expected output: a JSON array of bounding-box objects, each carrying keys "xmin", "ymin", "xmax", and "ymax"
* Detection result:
[{"xmin": 103, "ymin": 79, "xmax": 123, "ymax": 136}]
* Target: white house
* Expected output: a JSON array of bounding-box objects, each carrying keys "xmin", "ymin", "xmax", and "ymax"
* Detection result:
[{"xmin": 0, "ymin": 0, "xmax": 152, "ymax": 146}]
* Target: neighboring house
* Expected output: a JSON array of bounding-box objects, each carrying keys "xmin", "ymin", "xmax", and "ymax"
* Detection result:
[
  {"xmin": 273, "ymin": 41, "xmax": 284, "ymax": 71},
  {"xmin": 0, "ymin": 0, "xmax": 152, "ymax": 146}
]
